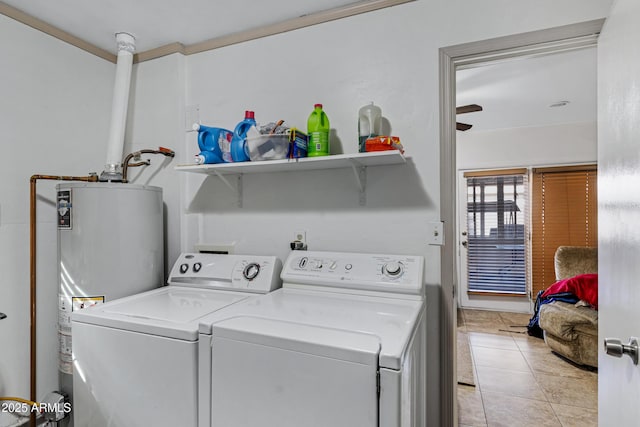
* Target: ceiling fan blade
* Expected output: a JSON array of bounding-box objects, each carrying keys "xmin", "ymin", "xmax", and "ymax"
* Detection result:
[
  {"xmin": 456, "ymin": 104, "xmax": 483, "ymax": 115},
  {"xmin": 456, "ymin": 122, "xmax": 472, "ymax": 131}
]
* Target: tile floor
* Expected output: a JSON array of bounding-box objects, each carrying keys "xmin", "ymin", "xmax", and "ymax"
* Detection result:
[{"xmin": 457, "ymin": 308, "xmax": 598, "ymax": 427}]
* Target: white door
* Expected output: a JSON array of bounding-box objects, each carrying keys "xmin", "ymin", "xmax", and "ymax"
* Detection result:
[
  {"xmin": 456, "ymin": 171, "xmax": 531, "ymax": 312},
  {"xmin": 598, "ymin": 0, "xmax": 640, "ymax": 424}
]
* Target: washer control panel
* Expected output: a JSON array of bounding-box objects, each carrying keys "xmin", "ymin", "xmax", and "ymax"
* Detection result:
[
  {"xmin": 282, "ymin": 251, "xmax": 424, "ymax": 296},
  {"xmin": 168, "ymin": 253, "xmax": 282, "ymax": 293}
]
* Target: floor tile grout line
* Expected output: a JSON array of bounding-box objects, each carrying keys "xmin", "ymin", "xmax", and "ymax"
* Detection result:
[
  {"xmin": 518, "ymin": 343, "xmax": 552, "ymax": 404},
  {"xmin": 471, "ymin": 340, "xmax": 550, "ymax": 405},
  {"xmin": 471, "ymin": 346, "xmax": 536, "ymax": 373},
  {"xmin": 467, "ymin": 339, "xmax": 481, "ymax": 394},
  {"xmin": 461, "ymin": 313, "xmax": 489, "ymax": 425},
  {"xmin": 469, "ymin": 341, "xmax": 489, "ymax": 427},
  {"xmin": 548, "ymin": 400, "xmax": 569, "ymax": 427},
  {"xmin": 515, "ymin": 335, "xmax": 568, "ymax": 427}
]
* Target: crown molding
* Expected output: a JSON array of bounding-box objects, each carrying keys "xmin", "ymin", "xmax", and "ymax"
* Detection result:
[
  {"xmin": 1, "ymin": 0, "xmax": 414, "ymax": 64},
  {"xmin": 0, "ymin": 1, "xmax": 117, "ymax": 63}
]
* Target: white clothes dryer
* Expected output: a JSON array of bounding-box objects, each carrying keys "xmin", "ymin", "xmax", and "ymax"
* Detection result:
[
  {"xmin": 197, "ymin": 251, "xmax": 426, "ymax": 427},
  {"xmin": 71, "ymin": 253, "xmax": 281, "ymax": 427}
]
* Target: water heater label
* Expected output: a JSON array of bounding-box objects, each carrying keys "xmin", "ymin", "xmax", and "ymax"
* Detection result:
[
  {"xmin": 57, "ymin": 189, "xmax": 72, "ymax": 229},
  {"xmin": 72, "ymin": 296, "xmax": 105, "ymax": 311},
  {"xmin": 58, "ymin": 295, "xmax": 105, "ymax": 374}
]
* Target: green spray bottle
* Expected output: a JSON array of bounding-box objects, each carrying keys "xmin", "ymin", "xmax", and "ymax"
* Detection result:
[{"xmin": 307, "ymin": 103, "xmax": 330, "ymax": 157}]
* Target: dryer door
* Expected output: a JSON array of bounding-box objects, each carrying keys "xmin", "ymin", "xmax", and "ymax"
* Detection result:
[{"xmin": 210, "ymin": 317, "xmax": 380, "ymax": 427}]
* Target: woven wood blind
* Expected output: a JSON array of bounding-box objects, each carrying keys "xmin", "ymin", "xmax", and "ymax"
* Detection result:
[{"xmin": 530, "ymin": 165, "xmax": 597, "ymax": 300}]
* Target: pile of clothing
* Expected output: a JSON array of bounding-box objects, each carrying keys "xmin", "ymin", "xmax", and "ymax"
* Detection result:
[{"xmin": 527, "ymin": 273, "xmax": 598, "ymax": 338}]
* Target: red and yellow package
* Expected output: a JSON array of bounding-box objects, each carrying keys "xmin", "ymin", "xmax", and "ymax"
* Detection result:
[{"xmin": 365, "ymin": 136, "xmax": 404, "ymax": 154}]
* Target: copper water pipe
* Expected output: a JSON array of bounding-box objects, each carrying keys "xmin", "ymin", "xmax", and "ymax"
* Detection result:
[
  {"xmin": 121, "ymin": 147, "xmax": 175, "ymax": 183},
  {"xmin": 29, "ymin": 174, "xmax": 98, "ymax": 426}
]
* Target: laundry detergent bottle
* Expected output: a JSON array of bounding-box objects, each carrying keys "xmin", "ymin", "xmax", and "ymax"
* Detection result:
[
  {"xmin": 307, "ymin": 104, "xmax": 330, "ymax": 157},
  {"xmin": 358, "ymin": 102, "xmax": 382, "ymax": 152},
  {"xmin": 193, "ymin": 123, "xmax": 233, "ymax": 164},
  {"xmin": 230, "ymin": 110, "xmax": 256, "ymax": 162}
]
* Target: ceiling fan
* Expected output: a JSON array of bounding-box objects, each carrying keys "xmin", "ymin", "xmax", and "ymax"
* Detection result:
[{"xmin": 456, "ymin": 104, "xmax": 483, "ymax": 131}]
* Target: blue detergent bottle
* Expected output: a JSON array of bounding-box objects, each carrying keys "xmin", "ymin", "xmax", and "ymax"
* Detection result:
[
  {"xmin": 230, "ymin": 111, "xmax": 256, "ymax": 162},
  {"xmin": 193, "ymin": 123, "xmax": 233, "ymax": 164}
]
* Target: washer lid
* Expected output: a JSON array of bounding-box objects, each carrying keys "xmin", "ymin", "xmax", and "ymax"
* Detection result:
[
  {"xmin": 213, "ymin": 317, "xmax": 380, "ymax": 366},
  {"xmin": 200, "ymin": 288, "xmax": 423, "ymax": 370},
  {"xmin": 72, "ymin": 286, "xmax": 250, "ymax": 341}
]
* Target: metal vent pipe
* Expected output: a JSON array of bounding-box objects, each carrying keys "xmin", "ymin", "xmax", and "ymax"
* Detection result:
[{"xmin": 101, "ymin": 32, "xmax": 136, "ymax": 181}]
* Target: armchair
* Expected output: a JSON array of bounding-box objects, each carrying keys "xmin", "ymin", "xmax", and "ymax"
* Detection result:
[{"xmin": 538, "ymin": 246, "xmax": 598, "ymax": 367}]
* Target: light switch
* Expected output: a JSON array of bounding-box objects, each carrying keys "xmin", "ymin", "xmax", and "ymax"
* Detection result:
[{"xmin": 427, "ymin": 221, "xmax": 444, "ymax": 246}]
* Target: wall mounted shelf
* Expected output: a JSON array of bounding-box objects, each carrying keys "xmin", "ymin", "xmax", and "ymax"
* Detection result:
[{"xmin": 175, "ymin": 150, "xmax": 407, "ymax": 206}]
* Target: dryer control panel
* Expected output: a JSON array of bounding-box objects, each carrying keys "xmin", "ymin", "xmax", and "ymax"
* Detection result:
[
  {"xmin": 168, "ymin": 253, "xmax": 282, "ymax": 294},
  {"xmin": 282, "ymin": 251, "xmax": 424, "ymax": 296}
]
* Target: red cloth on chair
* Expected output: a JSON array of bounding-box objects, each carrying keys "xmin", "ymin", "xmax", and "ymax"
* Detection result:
[{"xmin": 541, "ymin": 273, "xmax": 598, "ymax": 309}]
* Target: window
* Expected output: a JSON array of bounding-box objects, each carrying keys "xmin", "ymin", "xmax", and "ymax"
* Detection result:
[
  {"xmin": 464, "ymin": 169, "xmax": 528, "ymax": 295},
  {"xmin": 530, "ymin": 165, "xmax": 597, "ymax": 299}
]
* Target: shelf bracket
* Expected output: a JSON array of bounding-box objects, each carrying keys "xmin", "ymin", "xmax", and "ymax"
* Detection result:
[
  {"xmin": 237, "ymin": 174, "xmax": 243, "ymax": 208},
  {"xmin": 212, "ymin": 171, "xmax": 243, "ymax": 207},
  {"xmin": 348, "ymin": 162, "xmax": 367, "ymax": 206}
]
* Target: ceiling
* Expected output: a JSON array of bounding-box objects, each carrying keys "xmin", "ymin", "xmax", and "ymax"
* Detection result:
[
  {"xmin": 456, "ymin": 47, "xmax": 597, "ymax": 132},
  {"xmin": 0, "ymin": 0, "xmax": 371, "ymax": 54}
]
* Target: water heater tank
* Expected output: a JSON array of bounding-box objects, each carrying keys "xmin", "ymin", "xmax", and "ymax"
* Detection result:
[{"xmin": 56, "ymin": 183, "xmax": 164, "ymax": 410}]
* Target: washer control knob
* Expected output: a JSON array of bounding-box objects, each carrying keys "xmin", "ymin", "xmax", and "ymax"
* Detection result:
[
  {"xmin": 180, "ymin": 263, "xmax": 189, "ymax": 274},
  {"xmin": 383, "ymin": 261, "xmax": 403, "ymax": 277},
  {"xmin": 193, "ymin": 262, "xmax": 202, "ymax": 273},
  {"xmin": 243, "ymin": 263, "xmax": 261, "ymax": 280}
]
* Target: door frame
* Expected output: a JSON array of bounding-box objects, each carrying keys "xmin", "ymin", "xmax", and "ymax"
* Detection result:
[{"xmin": 438, "ymin": 19, "xmax": 604, "ymax": 426}]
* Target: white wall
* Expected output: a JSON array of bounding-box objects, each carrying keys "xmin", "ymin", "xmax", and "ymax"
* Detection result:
[
  {"xmin": 457, "ymin": 121, "xmax": 597, "ymax": 170},
  {"xmin": 125, "ymin": 53, "xmax": 185, "ymax": 276},
  {"xmin": 0, "ymin": 14, "xmax": 113, "ymax": 402}
]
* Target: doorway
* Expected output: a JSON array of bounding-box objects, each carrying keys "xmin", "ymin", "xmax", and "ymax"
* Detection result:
[
  {"xmin": 438, "ymin": 19, "xmax": 604, "ymax": 426},
  {"xmin": 455, "ymin": 45, "xmax": 597, "ymax": 313}
]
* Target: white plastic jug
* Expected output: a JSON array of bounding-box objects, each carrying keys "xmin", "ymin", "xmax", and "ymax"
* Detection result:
[{"xmin": 358, "ymin": 102, "xmax": 382, "ymax": 152}]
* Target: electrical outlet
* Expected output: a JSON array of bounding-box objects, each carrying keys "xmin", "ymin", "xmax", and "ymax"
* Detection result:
[
  {"xmin": 290, "ymin": 231, "xmax": 307, "ymax": 251},
  {"xmin": 293, "ymin": 231, "xmax": 306, "ymax": 246}
]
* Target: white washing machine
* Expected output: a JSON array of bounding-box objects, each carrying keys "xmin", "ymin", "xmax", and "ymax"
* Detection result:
[
  {"xmin": 71, "ymin": 252, "xmax": 282, "ymax": 427},
  {"xmin": 197, "ymin": 250, "xmax": 426, "ymax": 427}
]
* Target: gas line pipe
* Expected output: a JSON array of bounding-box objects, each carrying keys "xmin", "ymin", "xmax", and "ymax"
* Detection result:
[
  {"xmin": 29, "ymin": 174, "xmax": 98, "ymax": 426},
  {"xmin": 122, "ymin": 147, "xmax": 175, "ymax": 183}
]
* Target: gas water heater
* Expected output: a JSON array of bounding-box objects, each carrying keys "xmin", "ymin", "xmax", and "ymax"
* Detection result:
[{"xmin": 56, "ymin": 182, "xmax": 164, "ymax": 406}]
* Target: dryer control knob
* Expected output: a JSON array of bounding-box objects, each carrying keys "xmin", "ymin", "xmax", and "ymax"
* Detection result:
[
  {"xmin": 383, "ymin": 261, "xmax": 403, "ymax": 277},
  {"xmin": 243, "ymin": 263, "xmax": 261, "ymax": 280},
  {"xmin": 180, "ymin": 263, "xmax": 189, "ymax": 274},
  {"xmin": 193, "ymin": 262, "xmax": 202, "ymax": 273}
]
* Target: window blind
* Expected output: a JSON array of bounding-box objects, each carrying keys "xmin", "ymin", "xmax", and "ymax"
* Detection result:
[
  {"xmin": 465, "ymin": 172, "xmax": 528, "ymax": 294},
  {"xmin": 530, "ymin": 165, "xmax": 598, "ymax": 300}
]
